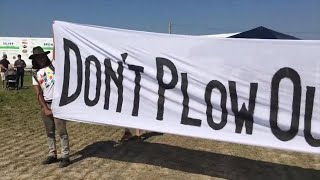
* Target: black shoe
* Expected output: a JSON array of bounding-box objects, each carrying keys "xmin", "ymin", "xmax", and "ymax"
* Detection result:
[
  {"xmin": 59, "ymin": 158, "xmax": 71, "ymax": 168},
  {"xmin": 42, "ymin": 156, "xmax": 58, "ymax": 165}
]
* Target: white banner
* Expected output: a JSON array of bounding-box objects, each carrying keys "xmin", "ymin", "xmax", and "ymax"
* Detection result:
[
  {"xmin": 52, "ymin": 21, "xmax": 320, "ymax": 154},
  {"xmin": 0, "ymin": 37, "xmax": 53, "ymax": 67}
]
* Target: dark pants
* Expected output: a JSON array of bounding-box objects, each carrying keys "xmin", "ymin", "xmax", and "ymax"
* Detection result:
[{"xmin": 16, "ymin": 71, "xmax": 24, "ymax": 88}]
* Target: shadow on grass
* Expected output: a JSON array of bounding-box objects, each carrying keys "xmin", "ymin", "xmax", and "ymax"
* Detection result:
[{"xmin": 71, "ymin": 133, "xmax": 320, "ymax": 179}]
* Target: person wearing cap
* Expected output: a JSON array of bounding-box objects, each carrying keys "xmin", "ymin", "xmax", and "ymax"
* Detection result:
[
  {"xmin": 14, "ymin": 54, "xmax": 26, "ymax": 89},
  {"xmin": 30, "ymin": 46, "xmax": 71, "ymax": 168},
  {"xmin": 0, "ymin": 54, "xmax": 10, "ymax": 88}
]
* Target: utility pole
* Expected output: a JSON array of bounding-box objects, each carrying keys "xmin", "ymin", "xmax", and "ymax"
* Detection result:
[{"xmin": 168, "ymin": 22, "xmax": 172, "ymax": 34}]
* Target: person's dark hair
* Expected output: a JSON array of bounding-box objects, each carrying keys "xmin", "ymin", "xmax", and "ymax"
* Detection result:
[
  {"xmin": 32, "ymin": 56, "xmax": 51, "ymax": 70},
  {"xmin": 17, "ymin": 54, "xmax": 21, "ymax": 58}
]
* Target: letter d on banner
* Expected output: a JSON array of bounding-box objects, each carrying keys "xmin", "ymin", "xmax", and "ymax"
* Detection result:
[{"xmin": 59, "ymin": 38, "xmax": 83, "ymax": 106}]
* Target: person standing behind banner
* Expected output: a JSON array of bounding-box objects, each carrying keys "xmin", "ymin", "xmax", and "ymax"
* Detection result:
[
  {"xmin": 120, "ymin": 128, "xmax": 146, "ymax": 142},
  {"xmin": 0, "ymin": 54, "xmax": 10, "ymax": 88},
  {"xmin": 14, "ymin": 54, "xmax": 26, "ymax": 89},
  {"xmin": 120, "ymin": 128, "xmax": 134, "ymax": 142},
  {"xmin": 30, "ymin": 46, "xmax": 71, "ymax": 168}
]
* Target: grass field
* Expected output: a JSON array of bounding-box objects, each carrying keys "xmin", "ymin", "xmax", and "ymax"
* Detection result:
[{"xmin": 0, "ymin": 75, "xmax": 320, "ymax": 179}]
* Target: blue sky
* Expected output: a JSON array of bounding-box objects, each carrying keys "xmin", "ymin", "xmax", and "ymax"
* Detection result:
[{"xmin": 0, "ymin": 0, "xmax": 319, "ymax": 39}]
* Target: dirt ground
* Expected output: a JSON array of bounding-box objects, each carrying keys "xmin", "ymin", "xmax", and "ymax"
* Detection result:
[{"xmin": 0, "ymin": 76, "xmax": 320, "ymax": 180}]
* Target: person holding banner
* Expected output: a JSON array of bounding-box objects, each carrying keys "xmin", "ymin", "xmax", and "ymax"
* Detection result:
[{"xmin": 30, "ymin": 46, "xmax": 71, "ymax": 168}]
